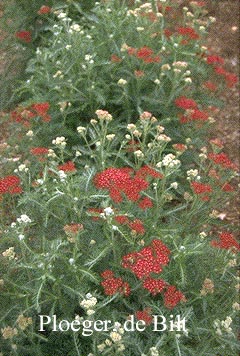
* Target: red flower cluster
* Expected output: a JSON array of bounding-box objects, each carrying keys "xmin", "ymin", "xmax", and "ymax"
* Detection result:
[
  {"xmin": 208, "ymin": 152, "xmax": 238, "ymax": 170},
  {"xmin": 172, "ymin": 143, "xmax": 187, "ymax": 152},
  {"xmin": 175, "ymin": 96, "xmax": 210, "ymax": 124},
  {"xmin": 211, "ymin": 232, "xmax": 240, "ymax": 252},
  {"xmin": 30, "ymin": 147, "xmax": 49, "ymax": 162},
  {"xmin": 0, "ymin": 175, "xmax": 22, "ymax": 195},
  {"xmin": 215, "ymin": 67, "xmax": 238, "ymax": 88},
  {"xmin": 101, "ymin": 270, "xmax": 131, "ymax": 296},
  {"xmin": 135, "ymin": 308, "xmax": 153, "ymax": 325},
  {"xmin": 143, "ymin": 277, "xmax": 166, "ymax": 296},
  {"xmin": 122, "ymin": 239, "xmax": 170, "ymax": 279},
  {"xmin": 15, "ymin": 30, "xmax": 31, "ymax": 43},
  {"xmin": 206, "ymin": 55, "xmax": 225, "ymax": 65},
  {"xmin": 122, "ymin": 240, "xmax": 185, "ymax": 307},
  {"xmin": 206, "ymin": 54, "xmax": 238, "ymax": 88},
  {"xmin": 177, "ymin": 27, "xmax": 200, "ymax": 41},
  {"xmin": 11, "ymin": 102, "xmax": 51, "ymax": 127},
  {"xmin": 128, "ymin": 219, "xmax": 145, "ymax": 234},
  {"xmin": 58, "ymin": 161, "xmax": 76, "ymax": 172},
  {"xmin": 37, "ymin": 5, "xmax": 51, "ymax": 15},
  {"xmin": 93, "ymin": 166, "xmax": 162, "ymax": 206},
  {"xmin": 180, "ymin": 109, "xmax": 209, "ymax": 123},
  {"xmin": 136, "ymin": 165, "xmax": 163, "ymax": 180},
  {"xmin": 164, "ymin": 285, "xmax": 186, "ymax": 309},
  {"xmin": 174, "ymin": 96, "xmax": 198, "ymax": 110},
  {"xmin": 191, "ymin": 181, "xmax": 212, "ymax": 201},
  {"xmin": 221, "ymin": 183, "xmax": 235, "ymax": 192},
  {"xmin": 128, "ymin": 46, "xmax": 161, "ymax": 63},
  {"xmin": 63, "ymin": 223, "xmax": 83, "ymax": 235},
  {"xmin": 30, "ymin": 147, "xmax": 49, "ymax": 156}
]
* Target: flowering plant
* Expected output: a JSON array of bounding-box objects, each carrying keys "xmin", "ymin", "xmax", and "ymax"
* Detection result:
[{"xmin": 0, "ymin": 1, "xmax": 239, "ymax": 356}]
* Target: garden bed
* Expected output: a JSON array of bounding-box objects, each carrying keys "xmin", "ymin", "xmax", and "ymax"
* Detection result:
[{"xmin": 0, "ymin": 1, "xmax": 239, "ymax": 356}]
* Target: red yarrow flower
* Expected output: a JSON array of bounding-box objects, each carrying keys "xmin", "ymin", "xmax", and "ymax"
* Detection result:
[
  {"xmin": 221, "ymin": 183, "xmax": 235, "ymax": 192},
  {"xmin": 206, "ymin": 55, "xmax": 224, "ymax": 66},
  {"xmin": 138, "ymin": 197, "xmax": 153, "ymax": 210},
  {"xmin": 143, "ymin": 277, "xmax": 166, "ymax": 296},
  {"xmin": 136, "ymin": 165, "xmax": 163, "ymax": 179},
  {"xmin": 191, "ymin": 181, "xmax": 212, "ymax": 194},
  {"xmin": 15, "ymin": 31, "xmax": 31, "ymax": 43},
  {"xmin": 115, "ymin": 215, "xmax": 130, "ymax": 225},
  {"xmin": 172, "ymin": 143, "xmax": 187, "ymax": 152},
  {"xmin": 177, "ymin": 27, "xmax": 199, "ymax": 40},
  {"xmin": 191, "ymin": 181, "xmax": 212, "ymax": 201},
  {"xmin": 224, "ymin": 72, "xmax": 238, "ymax": 88},
  {"xmin": 31, "ymin": 102, "xmax": 50, "ymax": 116},
  {"xmin": 63, "ymin": 223, "xmax": 83, "ymax": 235},
  {"xmin": 38, "ymin": 5, "xmax": 51, "ymax": 15},
  {"xmin": 164, "ymin": 285, "xmax": 186, "ymax": 309},
  {"xmin": 136, "ymin": 46, "xmax": 154, "ymax": 59},
  {"xmin": 211, "ymin": 232, "xmax": 240, "ymax": 252},
  {"xmin": 0, "ymin": 175, "xmax": 22, "ymax": 195},
  {"xmin": 58, "ymin": 161, "xmax": 76, "ymax": 172},
  {"xmin": 128, "ymin": 219, "xmax": 145, "ymax": 235},
  {"xmin": 175, "ymin": 96, "xmax": 198, "ymax": 110},
  {"xmin": 122, "ymin": 239, "xmax": 170, "ymax": 279},
  {"xmin": 30, "ymin": 147, "xmax": 49, "ymax": 156},
  {"xmin": 208, "ymin": 152, "xmax": 238, "ymax": 170},
  {"xmin": 101, "ymin": 270, "xmax": 131, "ymax": 296},
  {"xmin": 135, "ymin": 308, "xmax": 153, "ymax": 325}
]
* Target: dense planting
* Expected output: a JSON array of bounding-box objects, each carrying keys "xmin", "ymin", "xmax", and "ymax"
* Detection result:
[{"xmin": 0, "ymin": 1, "xmax": 239, "ymax": 356}]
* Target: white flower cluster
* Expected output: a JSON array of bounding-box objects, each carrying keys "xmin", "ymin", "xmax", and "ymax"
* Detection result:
[
  {"xmin": 77, "ymin": 126, "xmax": 87, "ymax": 134},
  {"xmin": 10, "ymin": 215, "xmax": 32, "ymax": 241},
  {"xmin": 97, "ymin": 322, "xmax": 125, "ymax": 353},
  {"xmin": 13, "ymin": 214, "xmax": 32, "ymax": 225},
  {"xmin": 69, "ymin": 23, "xmax": 82, "ymax": 33},
  {"xmin": 58, "ymin": 170, "xmax": 67, "ymax": 182},
  {"xmin": 95, "ymin": 110, "xmax": 113, "ymax": 121},
  {"xmin": 156, "ymin": 134, "xmax": 171, "ymax": 142},
  {"xmin": 156, "ymin": 154, "xmax": 181, "ymax": 168},
  {"xmin": 52, "ymin": 136, "xmax": 67, "ymax": 148},
  {"xmin": 213, "ymin": 316, "xmax": 233, "ymax": 335},
  {"xmin": 85, "ymin": 54, "xmax": 94, "ymax": 64},
  {"xmin": 149, "ymin": 347, "xmax": 159, "ymax": 356},
  {"xmin": 14, "ymin": 163, "xmax": 29, "ymax": 173},
  {"xmin": 80, "ymin": 293, "xmax": 97, "ymax": 316},
  {"xmin": 186, "ymin": 169, "xmax": 200, "ymax": 180},
  {"xmin": 117, "ymin": 78, "xmax": 127, "ymax": 86},
  {"xmin": 2, "ymin": 247, "xmax": 16, "ymax": 260},
  {"xmin": 170, "ymin": 182, "xmax": 178, "ymax": 189}
]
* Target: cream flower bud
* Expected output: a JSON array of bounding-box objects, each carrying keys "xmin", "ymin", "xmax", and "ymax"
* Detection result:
[{"xmin": 117, "ymin": 78, "xmax": 127, "ymax": 86}]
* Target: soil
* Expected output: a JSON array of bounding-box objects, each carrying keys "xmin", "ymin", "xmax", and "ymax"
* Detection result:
[
  {"xmin": 206, "ymin": 0, "xmax": 239, "ymax": 226},
  {"xmin": 0, "ymin": 0, "xmax": 239, "ymax": 223}
]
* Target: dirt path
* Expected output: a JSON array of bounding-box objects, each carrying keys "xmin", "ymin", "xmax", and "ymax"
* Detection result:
[{"xmin": 206, "ymin": 0, "xmax": 239, "ymax": 225}]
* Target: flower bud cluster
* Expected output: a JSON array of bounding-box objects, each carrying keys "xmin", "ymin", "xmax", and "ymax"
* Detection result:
[{"xmin": 80, "ymin": 293, "xmax": 98, "ymax": 316}]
